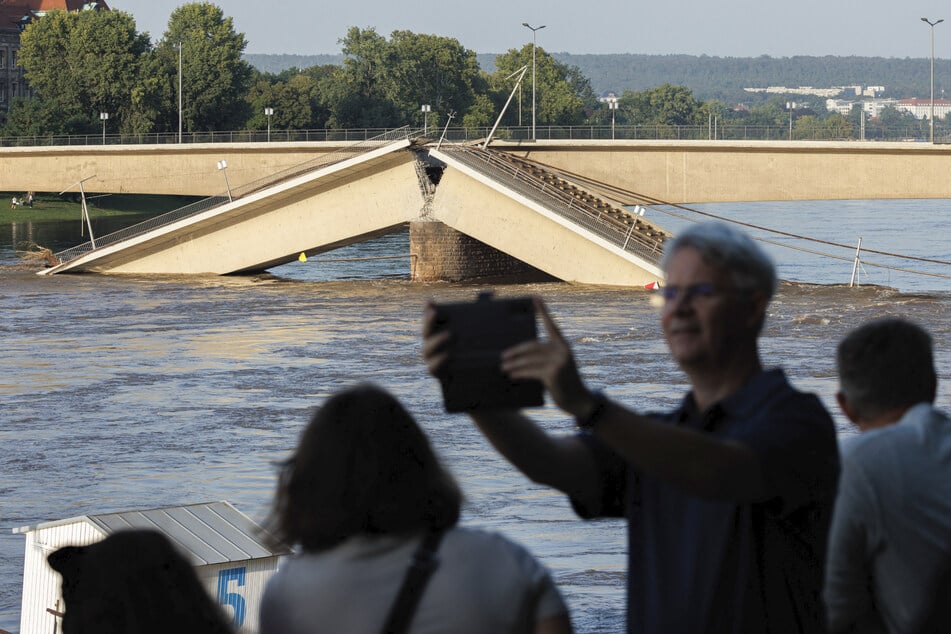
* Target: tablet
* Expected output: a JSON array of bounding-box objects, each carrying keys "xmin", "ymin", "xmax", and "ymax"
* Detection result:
[{"xmin": 432, "ymin": 293, "xmax": 544, "ymax": 412}]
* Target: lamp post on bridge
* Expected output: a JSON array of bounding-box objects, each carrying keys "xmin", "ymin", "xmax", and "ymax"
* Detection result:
[
  {"xmin": 522, "ymin": 22, "xmax": 545, "ymax": 141},
  {"xmin": 421, "ymin": 104, "xmax": 431, "ymax": 135},
  {"xmin": 921, "ymin": 17, "xmax": 944, "ymax": 143},
  {"xmin": 178, "ymin": 41, "xmax": 183, "ymax": 144},
  {"xmin": 99, "ymin": 112, "xmax": 109, "ymax": 145},
  {"xmin": 217, "ymin": 160, "xmax": 232, "ymax": 202},
  {"xmin": 609, "ymin": 100, "xmax": 618, "ymax": 139},
  {"xmin": 264, "ymin": 107, "xmax": 274, "ymax": 142}
]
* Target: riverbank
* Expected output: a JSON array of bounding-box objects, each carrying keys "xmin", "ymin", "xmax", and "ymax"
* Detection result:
[{"xmin": 0, "ymin": 193, "xmax": 199, "ymax": 224}]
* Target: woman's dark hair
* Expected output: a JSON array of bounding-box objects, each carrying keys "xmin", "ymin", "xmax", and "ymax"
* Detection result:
[
  {"xmin": 47, "ymin": 529, "xmax": 233, "ymax": 634},
  {"xmin": 267, "ymin": 383, "xmax": 462, "ymax": 551}
]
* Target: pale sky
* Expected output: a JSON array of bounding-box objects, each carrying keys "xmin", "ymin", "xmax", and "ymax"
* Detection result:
[{"xmin": 110, "ymin": 0, "xmax": 950, "ymax": 59}]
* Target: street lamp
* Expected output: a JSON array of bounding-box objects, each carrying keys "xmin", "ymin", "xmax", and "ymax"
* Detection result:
[
  {"xmin": 264, "ymin": 107, "xmax": 274, "ymax": 142},
  {"xmin": 217, "ymin": 160, "xmax": 232, "ymax": 202},
  {"xmin": 99, "ymin": 111, "xmax": 109, "ymax": 145},
  {"xmin": 421, "ymin": 104, "xmax": 431, "ymax": 135},
  {"xmin": 522, "ymin": 22, "xmax": 546, "ymax": 140},
  {"xmin": 921, "ymin": 17, "xmax": 944, "ymax": 143},
  {"xmin": 608, "ymin": 100, "xmax": 618, "ymax": 139},
  {"xmin": 178, "ymin": 41, "xmax": 183, "ymax": 144}
]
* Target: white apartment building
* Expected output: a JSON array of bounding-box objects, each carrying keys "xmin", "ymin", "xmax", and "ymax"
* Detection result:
[{"xmin": 896, "ymin": 98, "xmax": 951, "ymax": 119}]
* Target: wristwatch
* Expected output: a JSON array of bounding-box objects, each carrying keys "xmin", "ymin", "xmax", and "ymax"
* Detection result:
[{"xmin": 575, "ymin": 391, "xmax": 609, "ymax": 430}]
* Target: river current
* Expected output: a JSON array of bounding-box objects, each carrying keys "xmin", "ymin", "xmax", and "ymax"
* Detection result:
[{"xmin": 1, "ymin": 199, "xmax": 949, "ymax": 633}]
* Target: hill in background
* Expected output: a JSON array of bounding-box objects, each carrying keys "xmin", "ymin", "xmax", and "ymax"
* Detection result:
[{"xmin": 244, "ymin": 53, "xmax": 948, "ymax": 103}]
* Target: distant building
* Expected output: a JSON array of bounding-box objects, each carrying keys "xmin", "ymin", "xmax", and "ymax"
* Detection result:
[
  {"xmin": 825, "ymin": 98, "xmax": 898, "ymax": 118},
  {"xmin": 0, "ymin": 0, "xmax": 109, "ymax": 110},
  {"xmin": 896, "ymin": 98, "xmax": 951, "ymax": 120}
]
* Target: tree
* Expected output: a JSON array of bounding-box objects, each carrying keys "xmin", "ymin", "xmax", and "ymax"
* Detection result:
[
  {"xmin": 17, "ymin": 8, "xmax": 150, "ymax": 134},
  {"xmin": 246, "ymin": 72, "xmax": 328, "ymax": 131},
  {"xmin": 1, "ymin": 97, "xmax": 56, "ymax": 137},
  {"xmin": 492, "ymin": 45, "xmax": 591, "ymax": 128},
  {"xmin": 154, "ymin": 2, "xmax": 253, "ymax": 133},
  {"xmin": 616, "ymin": 84, "xmax": 705, "ymax": 138},
  {"xmin": 323, "ymin": 27, "xmax": 396, "ymax": 128},
  {"xmin": 385, "ymin": 31, "xmax": 486, "ymax": 130}
]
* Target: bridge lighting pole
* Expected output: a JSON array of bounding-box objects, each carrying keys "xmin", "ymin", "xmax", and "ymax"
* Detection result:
[
  {"xmin": 264, "ymin": 107, "xmax": 274, "ymax": 141},
  {"xmin": 609, "ymin": 100, "xmax": 618, "ymax": 139},
  {"xmin": 217, "ymin": 160, "xmax": 232, "ymax": 202},
  {"xmin": 421, "ymin": 104, "xmax": 431, "ymax": 135},
  {"xmin": 522, "ymin": 23, "xmax": 545, "ymax": 140},
  {"xmin": 922, "ymin": 17, "xmax": 943, "ymax": 143},
  {"xmin": 178, "ymin": 41, "xmax": 183, "ymax": 144},
  {"xmin": 99, "ymin": 112, "xmax": 109, "ymax": 144}
]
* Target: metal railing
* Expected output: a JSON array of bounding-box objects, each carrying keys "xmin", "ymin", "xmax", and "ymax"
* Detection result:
[
  {"xmin": 439, "ymin": 145, "xmax": 669, "ymax": 265},
  {"xmin": 51, "ymin": 127, "xmax": 418, "ymax": 265},
  {"xmin": 5, "ymin": 124, "xmax": 949, "ymax": 148}
]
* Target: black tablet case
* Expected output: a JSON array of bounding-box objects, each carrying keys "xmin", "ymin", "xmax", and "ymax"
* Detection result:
[{"xmin": 434, "ymin": 294, "xmax": 545, "ymax": 412}]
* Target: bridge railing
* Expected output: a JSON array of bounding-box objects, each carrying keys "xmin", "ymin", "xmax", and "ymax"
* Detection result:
[
  {"xmin": 51, "ymin": 127, "xmax": 418, "ymax": 266},
  {"xmin": 3, "ymin": 124, "xmax": 946, "ymax": 148},
  {"xmin": 440, "ymin": 145, "xmax": 667, "ymax": 266}
]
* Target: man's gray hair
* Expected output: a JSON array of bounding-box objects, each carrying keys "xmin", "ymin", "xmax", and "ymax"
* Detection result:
[
  {"xmin": 837, "ymin": 318, "xmax": 937, "ymax": 420},
  {"xmin": 661, "ymin": 222, "xmax": 777, "ymax": 299}
]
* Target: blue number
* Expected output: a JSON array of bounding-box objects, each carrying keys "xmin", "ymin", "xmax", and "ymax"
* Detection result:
[{"xmin": 217, "ymin": 567, "xmax": 247, "ymax": 626}]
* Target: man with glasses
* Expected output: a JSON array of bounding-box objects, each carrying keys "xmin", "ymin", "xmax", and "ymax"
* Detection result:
[{"xmin": 423, "ymin": 222, "xmax": 840, "ymax": 634}]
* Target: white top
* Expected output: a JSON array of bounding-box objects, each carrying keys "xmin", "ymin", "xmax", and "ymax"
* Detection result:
[
  {"xmin": 824, "ymin": 403, "xmax": 951, "ymax": 633},
  {"xmin": 259, "ymin": 526, "xmax": 568, "ymax": 634}
]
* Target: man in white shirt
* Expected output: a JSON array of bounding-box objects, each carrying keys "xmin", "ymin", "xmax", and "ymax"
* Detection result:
[{"xmin": 825, "ymin": 317, "xmax": 951, "ymax": 633}]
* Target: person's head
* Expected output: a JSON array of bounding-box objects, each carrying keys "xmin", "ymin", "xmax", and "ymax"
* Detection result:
[
  {"xmin": 268, "ymin": 383, "xmax": 462, "ymax": 551},
  {"xmin": 659, "ymin": 222, "xmax": 776, "ymax": 372},
  {"xmin": 47, "ymin": 529, "xmax": 233, "ymax": 634},
  {"xmin": 836, "ymin": 317, "xmax": 937, "ymax": 431}
]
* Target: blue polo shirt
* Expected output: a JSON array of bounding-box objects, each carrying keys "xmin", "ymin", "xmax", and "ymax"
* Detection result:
[{"xmin": 574, "ymin": 369, "xmax": 839, "ymax": 634}]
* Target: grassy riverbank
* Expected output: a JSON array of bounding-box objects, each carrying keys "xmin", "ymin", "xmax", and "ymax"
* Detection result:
[{"xmin": 0, "ymin": 193, "xmax": 199, "ymax": 223}]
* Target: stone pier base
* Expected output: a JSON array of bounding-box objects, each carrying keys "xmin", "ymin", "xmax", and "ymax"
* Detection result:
[{"xmin": 409, "ymin": 221, "xmax": 555, "ymax": 283}]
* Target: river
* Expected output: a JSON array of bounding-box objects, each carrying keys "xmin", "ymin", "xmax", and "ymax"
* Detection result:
[{"xmin": 1, "ymin": 199, "xmax": 949, "ymax": 633}]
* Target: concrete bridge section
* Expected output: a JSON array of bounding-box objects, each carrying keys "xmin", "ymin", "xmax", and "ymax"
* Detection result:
[
  {"xmin": 39, "ymin": 139, "xmax": 671, "ymax": 286},
  {"xmin": 40, "ymin": 139, "xmax": 424, "ymax": 275},
  {"xmin": 6, "ymin": 139, "xmax": 951, "ymax": 202},
  {"xmin": 491, "ymin": 139, "xmax": 951, "ymax": 203}
]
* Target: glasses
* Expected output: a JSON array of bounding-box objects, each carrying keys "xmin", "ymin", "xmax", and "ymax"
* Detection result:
[{"xmin": 658, "ymin": 283, "xmax": 730, "ymax": 305}]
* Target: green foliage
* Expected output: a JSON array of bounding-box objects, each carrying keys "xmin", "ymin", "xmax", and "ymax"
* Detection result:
[
  {"xmin": 1, "ymin": 98, "xmax": 55, "ymax": 136},
  {"xmin": 323, "ymin": 28, "xmax": 486, "ymax": 129},
  {"xmin": 492, "ymin": 45, "xmax": 590, "ymax": 127},
  {"xmin": 154, "ymin": 2, "xmax": 254, "ymax": 132},
  {"xmin": 551, "ymin": 53, "xmax": 950, "ymax": 103},
  {"xmin": 618, "ymin": 84, "xmax": 705, "ymax": 127},
  {"xmin": 16, "ymin": 8, "xmax": 150, "ymax": 134},
  {"xmin": 246, "ymin": 73, "xmax": 328, "ymax": 130}
]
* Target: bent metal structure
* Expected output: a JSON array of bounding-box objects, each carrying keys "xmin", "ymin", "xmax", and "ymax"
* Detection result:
[{"xmin": 39, "ymin": 132, "xmax": 670, "ymax": 287}]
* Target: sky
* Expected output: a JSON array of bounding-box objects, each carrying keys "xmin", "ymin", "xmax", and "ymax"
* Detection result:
[{"xmin": 109, "ymin": 0, "xmax": 951, "ymax": 59}]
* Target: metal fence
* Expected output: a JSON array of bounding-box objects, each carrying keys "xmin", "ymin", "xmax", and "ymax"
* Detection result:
[{"xmin": 3, "ymin": 124, "xmax": 949, "ymax": 148}]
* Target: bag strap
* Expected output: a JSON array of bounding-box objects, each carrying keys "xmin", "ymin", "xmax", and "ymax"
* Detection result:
[{"xmin": 380, "ymin": 529, "xmax": 445, "ymax": 634}]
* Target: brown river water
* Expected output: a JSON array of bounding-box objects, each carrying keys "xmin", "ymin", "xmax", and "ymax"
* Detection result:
[{"xmin": 1, "ymin": 201, "xmax": 950, "ymax": 632}]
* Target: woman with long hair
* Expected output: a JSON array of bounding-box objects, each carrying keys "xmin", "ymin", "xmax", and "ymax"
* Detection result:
[{"xmin": 261, "ymin": 383, "xmax": 572, "ymax": 634}]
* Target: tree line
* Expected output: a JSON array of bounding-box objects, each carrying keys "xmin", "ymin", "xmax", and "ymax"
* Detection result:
[{"xmin": 0, "ymin": 2, "xmax": 937, "ymax": 140}]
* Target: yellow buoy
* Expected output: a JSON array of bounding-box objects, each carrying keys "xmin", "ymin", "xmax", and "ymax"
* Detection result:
[{"xmin": 298, "ymin": 252, "xmax": 307, "ymax": 262}]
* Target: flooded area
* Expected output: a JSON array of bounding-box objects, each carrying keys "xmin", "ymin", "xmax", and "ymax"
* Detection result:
[{"xmin": 1, "ymin": 199, "xmax": 949, "ymax": 632}]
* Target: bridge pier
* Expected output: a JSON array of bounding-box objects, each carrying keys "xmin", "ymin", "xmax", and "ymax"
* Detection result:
[{"xmin": 409, "ymin": 221, "xmax": 554, "ymax": 283}]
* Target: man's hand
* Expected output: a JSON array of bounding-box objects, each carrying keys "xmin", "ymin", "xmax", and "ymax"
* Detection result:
[{"xmin": 501, "ymin": 298, "xmax": 595, "ymax": 418}]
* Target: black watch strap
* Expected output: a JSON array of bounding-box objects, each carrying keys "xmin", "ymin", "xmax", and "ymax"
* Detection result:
[{"xmin": 576, "ymin": 391, "xmax": 608, "ymax": 429}]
